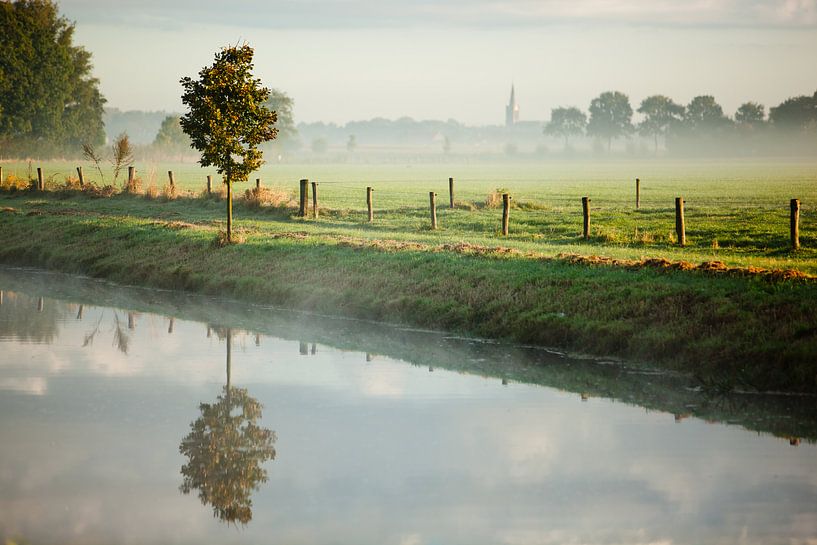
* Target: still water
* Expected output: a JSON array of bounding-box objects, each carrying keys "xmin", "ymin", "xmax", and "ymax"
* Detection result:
[{"xmin": 1, "ymin": 266, "xmax": 816, "ymax": 545}]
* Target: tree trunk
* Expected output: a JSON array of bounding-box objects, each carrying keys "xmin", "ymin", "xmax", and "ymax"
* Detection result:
[
  {"xmin": 226, "ymin": 328, "xmax": 232, "ymax": 390},
  {"xmin": 226, "ymin": 168, "xmax": 232, "ymax": 242}
]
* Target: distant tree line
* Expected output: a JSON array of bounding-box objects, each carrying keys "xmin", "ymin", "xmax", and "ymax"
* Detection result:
[{"xmin": 545, "ymin": 90, "xmax": 817, "ymax": 155}]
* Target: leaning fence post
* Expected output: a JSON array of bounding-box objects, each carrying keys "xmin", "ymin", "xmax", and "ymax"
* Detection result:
[
  {"xmin": 449, "ymin": 177, "xmax": 455, "ymax": 208},
  {"xmin": 582, "ymin": 196, "xmax": 590, "ymax": 239},
  {"xmin": 299, "ymin": 179, "xmax": 308, "ymax": 217},
  {"xmin": 77, "ymin": 166, "xmax": 84, "ymax": 187},
  {"xmin": 367, "ymin": 186, "xmax": 374, "ymax": 222},
  {"xmin": 429, "ymin": 191, "xmax": 438, "ymax": 229},
  {"xmin": 37, "ymin": 167, "xmax": 44, "ymax": 191},
  {"xmin": 675, "ymin": 197, "xmax": 686, "ymax": 247},
  {"xmin": 206, "ymin": 175, "xmax": 212, "ymax": 195},
  {"xmin": 501, "ymin": 193, "xmax": 510, "ymax": 236},
  {"xmin": 791, "ymin": 198, "xmax": 801, "ymax": 250},
  {"xmin": 636, "ymin": 177, "xmax": 640, "ymax": 209},
  {"xmin": 311, "ymin": 181, "xmax": 318, "ymax": 219},
  {"xmin": 167, "ymin": 171, "xmax": 175, "ymax": 187}
]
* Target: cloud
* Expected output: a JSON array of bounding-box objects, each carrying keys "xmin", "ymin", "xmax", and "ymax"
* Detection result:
[{"xmin": 59, "ymin": 0, "xmax": 817, "ymax": 29}]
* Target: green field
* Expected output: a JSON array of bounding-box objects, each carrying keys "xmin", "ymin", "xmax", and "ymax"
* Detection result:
[
  {"xmin": 3, "ymin": 158, "xmax": 816, "ymax": 272},
  {"xmin": 3, "ymin": 159, "xmax": 817, "ymax": 392}
]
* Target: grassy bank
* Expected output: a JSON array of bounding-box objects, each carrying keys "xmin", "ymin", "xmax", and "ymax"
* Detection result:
[
  {"xmin": 1, "ymin": 188, "xmax": 817, "ymax": 393},
  {"xmin": 3, "ymin": 268, "xmax": 815, "ymax": 443}
]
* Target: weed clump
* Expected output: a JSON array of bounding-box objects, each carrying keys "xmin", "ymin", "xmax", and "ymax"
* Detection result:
[
  {"xmin": 0, "ymin": 173, "xmax": 32, "ymax": 191},
  {"xmin": 144, "ymin": 182, "xmax": 160, "ymax": 200},
  {"xmin": 123, "ymin": 175, "xmax": 143, "ymax": 195},
  {"xmin": 161, "ymin": 183, "xmax": 178, "ymax": 201},
  {"xmin": 212, "ymin": 230, "xmax": 245, "ymax": 247},
  {"xmin": 243, "ymin": 186, "xmax": 293, "ymax": 209},
  {"xmin": 485, "ymin": 188, "xmax": 509, "ymax": 209}
]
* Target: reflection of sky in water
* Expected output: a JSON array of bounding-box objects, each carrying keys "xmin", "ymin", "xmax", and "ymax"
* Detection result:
[{"xmin": 1, "ymin": 290, "xmax": 816, "ymax": 545}]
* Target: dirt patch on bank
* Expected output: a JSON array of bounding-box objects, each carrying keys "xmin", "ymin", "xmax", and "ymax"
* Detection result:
[{"xmin": 557, "ymin": 253, "xmax": 812, "ymax": 281}]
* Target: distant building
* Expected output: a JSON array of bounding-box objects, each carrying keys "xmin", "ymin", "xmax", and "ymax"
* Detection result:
[{"xmin": 505, "ymin": 85, "xmax": 519, "ymax": 127}]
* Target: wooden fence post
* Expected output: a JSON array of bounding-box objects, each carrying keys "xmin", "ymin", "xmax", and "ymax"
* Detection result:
[
  {"xmin": 449, "ymin": 177, "xmax": 455, "ymax": 208},
  {"xmin": 0, "ymin": 166, "xmax": 3, "ymax": 184},
  {"xmin": 76, "ymin": 166, "xmax": 84, "ymax": 186},
  {"xmin": 37, "ymin": 297, "xmax": 43, "ymax": 312},
  {"xmin": 791, "ymin": 198, "xmax": 800, "ymax": 250},
  {"xmin": 675, "ymin": 197, "xmax": 686, "ymax": 247},
  {"xmin": 636, "ymin": 178, "xmax": 640, "ymax": 209},
  {"xmin": 429, "ymin": 191, "xmax": 437, "ymax": 230},
  {"xmin": 299, "ymin": 179, "xmax": 308, "ymax": 217},
  {"xmin": 168, "ymin": 171, "xmax": 175, "ymax": 187},
  {"xmin": 367, "ymin": 186, "xmax": 374, "ymax": 222},
  {"xmin": 128, "ymin": 166, "xmax": 135, "ymax": 188},
  {"xmin": 256, "ymin": 178, "xmax": 261, "ymax": 190},
  {"xmin": 582, "ymin": 197, "xmax": 590, "ymax": 239},
  {"xmin": 501, "ymin": 193, "xmax": 510, "ymax": 236},
  {"xmin": 37, "ymin": 167, "xmax": 43, "ymax": 191},
  {"xmin": 311, "ymin": 181, "xmax": 318, "ymax": 219},
  {"xmin": 206, "ymin": 175, "xmax": 212, "ymax": 195}
]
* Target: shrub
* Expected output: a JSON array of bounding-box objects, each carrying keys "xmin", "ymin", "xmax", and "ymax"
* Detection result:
[
  {"xmin": 243, "ymin": 186, "xmax": 293, "ymax": 209},
  {"xmin": 0, "ymin": 173, "xmax": 31, "ymax": 191}
]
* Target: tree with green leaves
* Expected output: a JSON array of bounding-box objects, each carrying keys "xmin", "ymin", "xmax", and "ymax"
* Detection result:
[
  {"xmin": 264, "ymin": 89, "xmax": 297, "ymax": 146},
  {"xmin": 770, "ymin": 92, "xmax": 817, "ymax": 131},
  {"xmin": 544, "ymin": 107, "xmax": 586, "ymax": 150},
  {"xmin": 179, "ymin": 328, "xmax": 276, "ymax": 525},
  {"xmin": 0, "ymin": 0, "xmax": 106, "ymax": 157},
  {"xmin": 683, "ymin": 95, "xmax": 731, "ymax": 132},
  {"xmin": 637, "ymin": 95, "xmax": 684, "ymax": 153},
  {"xmin": 735, "ymin": 102, "xmax": 765, "ymax": 126},
  {"xmin": 180, "ymin": 45, "xmax": 277, "ymax": 242},
  {"xmin": 587, "ymin": 91, "xmax": 633, "ymax": 151},
  {"xmin": 153, "ymin": 115, "xmax": 192, "ymax": 158}
]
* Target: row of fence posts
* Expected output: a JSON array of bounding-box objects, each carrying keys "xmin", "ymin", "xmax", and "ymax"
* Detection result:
[
  {"xmin": 294, "ymin": 175, "xmax": 802, "ymax": 248},
  {"xmin": 12, "ymin": 167, "xmax": 804, "ymax": 249}
]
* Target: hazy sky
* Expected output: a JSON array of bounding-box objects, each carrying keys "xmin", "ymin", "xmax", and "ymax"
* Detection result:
[{"xmin": 58, "ymin": 0, "xmax": 817, "ymax": 124}]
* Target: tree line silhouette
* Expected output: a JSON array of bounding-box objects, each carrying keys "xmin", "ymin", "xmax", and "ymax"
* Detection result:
[{"xmin": 545, "ymin": 90, "xmax": 817, "ymax": 155}]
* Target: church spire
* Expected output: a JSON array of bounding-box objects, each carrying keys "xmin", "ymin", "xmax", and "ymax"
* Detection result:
[{"xmin": 505, "ymin": 84, "xmax": 519, "ymax": 127}]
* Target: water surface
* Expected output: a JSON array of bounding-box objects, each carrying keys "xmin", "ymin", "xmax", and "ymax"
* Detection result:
[{"xmin": 1, "ymin": 267, "xmax": 816, "ymax": 545}]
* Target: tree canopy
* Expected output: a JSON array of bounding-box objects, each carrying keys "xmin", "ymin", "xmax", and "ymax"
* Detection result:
[
  {"xmin": 587, "ymin": 91, "xmax": 633, "ymax": 151},
  {"xmin": 179, "ymin": 385, "xmax": 276, "ymax": 525},
  {"xmin": 637, "ymin": 95, "xmax": 684, "ymax": 152},
  {"xmin": 264, "ymin": 89, "xmax": 297, "ymax": 146},
  {"xmin": 770, "ymin": 92, "xmax": 817, "ymax": 131},
  {"xmin": 0, "ymin": 0, "xmax": 105, "ymax": 157},
  {"xmin": 735, "ymin": 102, "xmax": 765, "ymax": 126},
  {"xmin": 683, "ymin": 95, "xmax": 731, "ymax": 132},
  {"xmin": 180, "ymin": 44, "xmax": 277, "ymax": 241},
  {"xmin": 544, "ymin": 107, "xmax": 586, "ymax": 149},
  {"xmin": 153, "ymin": 115, "xmax": 192, "ymax": 157}
]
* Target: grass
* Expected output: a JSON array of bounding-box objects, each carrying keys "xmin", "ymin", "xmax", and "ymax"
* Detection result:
[
  {"xmin": 2, "ymin": 159, "xmax": 817, "ymax": 393},
  {"xmin": 2, "ymin": 158, "xmax": 816, "ymax": 272}
]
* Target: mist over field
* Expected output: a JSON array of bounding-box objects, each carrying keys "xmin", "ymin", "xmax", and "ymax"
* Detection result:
[{"xmin": 1, "ymin": 0, "xmax": 816, "ymax": 159}]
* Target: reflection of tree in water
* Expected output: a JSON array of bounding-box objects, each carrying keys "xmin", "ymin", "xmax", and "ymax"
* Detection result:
[
  {"xmin": 179, "ymin": 328, "xmax": 276, "ymax": 525},
  {"xmin": 0, "ymin": 291, "xmax": 66, "ymax": 344}
]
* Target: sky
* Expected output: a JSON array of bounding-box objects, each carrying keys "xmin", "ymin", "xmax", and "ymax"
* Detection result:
[{"xmin": 57, "ymin": 0, "xmax": 817, "ymax": 125}]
